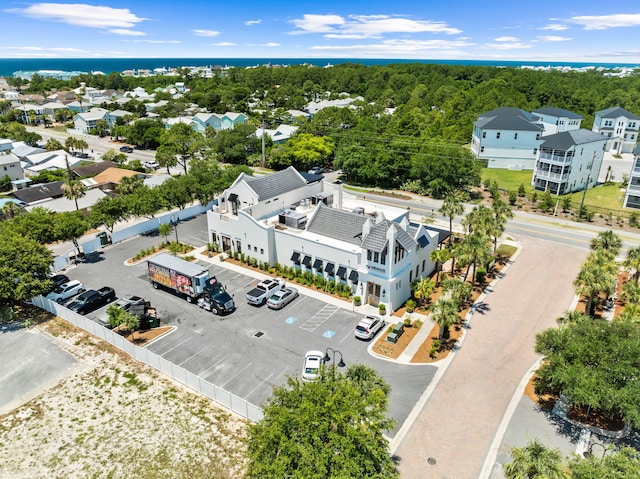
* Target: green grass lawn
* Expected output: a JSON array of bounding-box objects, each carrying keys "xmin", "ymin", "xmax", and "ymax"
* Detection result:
[
  {"xmin": 482, "ymin": 168, "xmax": 631, "ymax": 214},
  {"xmin": 481, "ymin": 168, "xmax": 533, "ymax": 194}
]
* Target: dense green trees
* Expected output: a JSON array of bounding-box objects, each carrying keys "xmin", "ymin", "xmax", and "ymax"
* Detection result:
[
  {"xmin": 535, "ymin": 317, "xmax": 640, "ymax": 428},
  {"xmin": 246, "ymin": 364, "xmax": 397, "ymax": 478}
]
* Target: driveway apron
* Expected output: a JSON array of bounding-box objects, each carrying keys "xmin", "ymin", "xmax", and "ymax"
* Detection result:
[{"xmin": 395, "ymin": 236, "xmax": 586, "ymax": 479}]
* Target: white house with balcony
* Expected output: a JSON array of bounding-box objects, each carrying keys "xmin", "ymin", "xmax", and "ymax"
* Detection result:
[
  {"xmin": 73, "ymin": 108, "xmax": 116, "ymax": 134},
  {"xmin": 592, "ymin": 106, "xmax": 640, "ymax": 154},
  {"xmin": 623, "ymin": 143, "xmax": 640, "ymax": 209},
  {"xmin": 532, "ymin": 129, "xmax": 607, "ymax": 195},
  {"xmin": 471, "ymin": 107, "xmax": 544, "ymax": 169},
  {"xmin": 206, "ymin": 166, "xmax": 443, "ymax": 312},
  {"xmin": 531, "ymin": 107, "xmax": 583, "ymax": 135}
]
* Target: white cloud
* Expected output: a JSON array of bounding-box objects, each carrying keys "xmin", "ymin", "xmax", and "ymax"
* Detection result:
[
  {"xmin": 290, "ymin": 14, "xmax": 345, "ymax": 34},
  {"xmin": 290, "ymin": 13, "xmax": 460, "ymax": 37},
  {"xmin": 570, "ymin": 13, "xmax": 640, "ymax": 30},
  {"xmin": 193, "ymin": 29, "xmax": 221, "ymax": 37},
  {"xmin": 325, "ymin": 33, "xmax": 382, "ymax": 39},
  {"xmin": 8, "ymin": 3, "xmax": 147, "ymax": 29},
  {"xmin": 309, "ymin": 38, "xmax": 473, "ymax": 56},
  {"xmin": 536, "ymin": 35, "xmax": 571, "ymax": 42},
  {"xmin": 109, "ymin": 29, "xmax": 146, "ymax": 36},
  {"xmin": 0, "ymin": 45, "xmax": 87, "ymax": 57},
  {"xmin": 127, "ymin": 39, "xmax": 182, "ymax": 44},
  {"xmin": 484, "ymin": 41, "xmax": 531, "ymax": 50},
  {"xmin": 541, "ymin": 23, "xmax": 568, "ymax": 31},
  {"xmin": 245, "ymin": 19, "xmax": 261, "ymax": 26},
  {"xmin": 494, "ymin": 36, "xmax": 520, "ymax": 42},
  {"xmin": 0, "ymin": 46, "xmax": 86, "ymax": 53},
  {"xmin": 248, "ymin": 42, "xmax": 280, "ymax": 47},
  {"xmin": 209, "ymin": 42, "xmax": 237, "ymax": 47}
]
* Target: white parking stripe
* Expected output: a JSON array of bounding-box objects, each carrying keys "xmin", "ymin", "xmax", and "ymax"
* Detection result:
[
  {"xmin": 221, "ymin": 362, "xmax": 253, "ymax": 387},
  {"xmin": 243, "ymin": 373, "xmax": 274, "ymax": 400},
  {"xmin": 178, "ymin": 343, "xmax": 213, "ymax": 367}
]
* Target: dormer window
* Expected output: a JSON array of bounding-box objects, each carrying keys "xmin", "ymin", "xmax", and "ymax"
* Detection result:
[{"xmin": 394, "ymin": 243, "xmax": 405, "ymax": 263}]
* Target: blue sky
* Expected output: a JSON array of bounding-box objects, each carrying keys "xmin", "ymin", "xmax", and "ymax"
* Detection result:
[{"xmin": 2, "ymin": 1, "xmax": 640, "ymax": 61}]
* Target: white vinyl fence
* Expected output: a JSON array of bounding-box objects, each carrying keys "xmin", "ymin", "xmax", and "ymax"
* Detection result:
[{"xmin": 32, "ymin": 295, "xmax": 263, "ymax": 422}]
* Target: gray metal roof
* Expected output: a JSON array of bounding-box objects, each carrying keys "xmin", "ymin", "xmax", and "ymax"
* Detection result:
[
  {"xmin": 244, "ymin": 166, "xmax": 308, "ymax": 201},
  {"xmin": 475, "ymin": 114, "xmax": 542, "ymax": 132},
  {"xmin": 306, "ymin": 203, "xmax": 368, "ymax": 245},
  {"xmin": 532, "ymin": 107, "xmax": 583, "ymax": 120},
  {"xmin": 479, "ymin": 107, "xmax": 538, "ymax": 122},
  {"xmin": 361, "ymin": 220, "xmax": 415, "ymax": 253},
  {"xmin": 596, "ymin": 106, "xmax": 640, "ymax": 120},
  {"xmin": 540, "ymin": 129, "xmax": 607, "ymax": 150}
]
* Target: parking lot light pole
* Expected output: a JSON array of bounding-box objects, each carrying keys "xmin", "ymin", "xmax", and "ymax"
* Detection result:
[
  {"xmin": 170, "ymin": 214, "xmax": 179, "ymax": 244},
  {"xmin": 324, "ymin": 348, "xmax": 345, "ymax": 370}
]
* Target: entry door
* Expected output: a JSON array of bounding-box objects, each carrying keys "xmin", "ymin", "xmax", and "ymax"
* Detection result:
[
  {"xmin": 221, "ymin": 235, "xmax": 232, "ymax": 252},
  {"xmin": 367, "ymin": 282, "xmax": 381, "ymax": 306},
  {"xmin": 235, "ymin": 239, "xmax": 242, "ymax": 254}
]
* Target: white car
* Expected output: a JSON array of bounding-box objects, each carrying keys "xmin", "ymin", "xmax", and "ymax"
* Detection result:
[
  {"xmin": 46, "ymin": 280, "xmax": 85, "ymax": 303},
  {"xmin": 301, "ymin": 350, "xmax": 324, "ymax": 382},
  {"xmin": 354, "ymin": 315, "xmax": 385, "ymax": 340},
  {"xmin": 143, "ymin": 160, "xmax": 159, "ymax": 170}
]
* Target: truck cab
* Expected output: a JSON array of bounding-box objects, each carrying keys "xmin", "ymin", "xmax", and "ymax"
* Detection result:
[{"xmin": 198, "ymin": 277, "xmax": 235, "ymax": 315}]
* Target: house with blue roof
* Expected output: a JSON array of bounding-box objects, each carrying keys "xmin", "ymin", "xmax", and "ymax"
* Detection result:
[{"xmin": 207, "ymin": 166, "xmax": 443, "ymax": 312}]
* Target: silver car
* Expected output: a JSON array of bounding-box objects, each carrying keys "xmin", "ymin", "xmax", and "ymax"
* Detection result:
[
  {"xmin": 267, "ymin": 287, "xmax": 299, "ymax": 310},
  {"xmin": 301, "ymin": 350, "xmax": 324, "ymax": 382},
  {"xmin": 46, "ymin": 280, "xmax": 85, "ymax": 303},
  {"xmin": 354, "ymin": 315, "xmax": 385, "ymax": 340}
]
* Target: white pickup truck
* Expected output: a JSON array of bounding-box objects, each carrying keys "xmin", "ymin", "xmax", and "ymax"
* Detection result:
[{"xmin": 245, "ymin": 278, "xmax": 285, "ymax": 306}]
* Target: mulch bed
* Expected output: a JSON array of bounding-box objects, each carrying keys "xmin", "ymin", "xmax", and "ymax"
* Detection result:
[{"xmin": 567, "ymin": 405, "xmax": 625, "ymax": 431}]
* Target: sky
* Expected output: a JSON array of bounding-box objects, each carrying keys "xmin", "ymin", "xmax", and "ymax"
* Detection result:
[{"xmin": 2, "ymin": 1, "xmax": 640, "ymax": 62}]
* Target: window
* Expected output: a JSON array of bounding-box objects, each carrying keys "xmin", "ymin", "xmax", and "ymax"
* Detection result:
[
  {"xmin": 254, "ymin": 246, "xmax": 257, "ymax": 252},
  {"xmin": 394, "ymin": 243, "xmax": 405, "ymax": 263},
  {"xmin": 536, "ymin": 134, "xmax": 540, "ymax": 140},
  {"xmin": 260, "ymin": 248, "xmax": 264, "ymax": 255},
  {"xmin": 381, "ymin": 247, "xmax": 387, "ymax": 265},
  {"xmin": 422, "ymin": 259, "xmax": 426, "ymax": 272},
  {"xmin": 533, "ymin": 148, "xmax": 537, "ymax": 154},
  {"xmin": 415, "ymin": 265, "xmax": 419, "ymax": 277},
  {"xmin": 373, "ymin": 252, "xmax": 379, "ymax": 263},
  {"xmin": 496, "ymin": 132, "xmax": 501, "ymax": 139},
  {"xmin": 409, "ymin": 271, "xmax": 413, "ymax": 282},
  {"xmin": 482, "ymin": 131, "xmax": 486, "ymax": 138},
  {"xmin": 367, "ymin": 250, "xmax": 372, "ymax": 261},
  {"xmin": 480, "ymin": 146, "xmax": 485, "ymax": 153},
  {"xmin": 247, "ymin": 244, "xmax": 251, "ymax": 251},
  {"xmin": 514, "ymin": 133, "xmax": 518, "ymax": 139}
]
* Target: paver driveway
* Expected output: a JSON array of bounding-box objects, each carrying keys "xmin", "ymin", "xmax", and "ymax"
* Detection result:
[{"xmin": 394, "ymin": 236, "xmax": 587, "ymax": 479}]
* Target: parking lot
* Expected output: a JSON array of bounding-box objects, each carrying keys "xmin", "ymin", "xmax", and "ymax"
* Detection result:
[{"xmin": 65, "ymin": 214, "xmax": 436, "ymax": 436}]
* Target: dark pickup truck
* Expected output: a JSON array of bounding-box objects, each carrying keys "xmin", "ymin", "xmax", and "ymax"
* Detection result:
[{"xmin": 67, "ymin": 287, "xmax": 116, "ymax": 315}]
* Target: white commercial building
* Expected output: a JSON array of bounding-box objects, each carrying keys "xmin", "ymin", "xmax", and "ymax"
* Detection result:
[{"xmin": 206, "ymin": 167, "xmax": 444, "ymax": 312}]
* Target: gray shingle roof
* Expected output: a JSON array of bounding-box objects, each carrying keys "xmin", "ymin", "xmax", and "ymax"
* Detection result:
[
  {"xmin": 541, "ymin": 129, "xmax": 607, "ymax": 150},
  {"xmin": 532, "ymin": 107, "xmax": 583, "ymax": 120},
  {"xmin": 306, "ymin": 203, "xmax": 368, "ymax": 245},
  {"xmin": 243, "ymin": 166, "xmax": 308, "ymax": 201},
  {"xmin": 475, "ymin": 114, "xmax": 542, "ymax": 132},
  {"xmin": 10, "ymin": 180, "xmax": 65, "ymax": 203},
  {"xmin": 596, "ymin": 106, "xmax": 640, "ymax": 120},
  {"xmin": 478, "ymin": 107, "xmax": 538, "ymax": 122},
  {"xmin": 361, "ymin": 220, "xmax": 415, "ymax": 253}
]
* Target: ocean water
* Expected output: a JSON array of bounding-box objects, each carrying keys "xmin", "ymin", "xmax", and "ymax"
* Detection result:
[{"xmin": 1, "ymin": 57, "xmax": 639, "ymax": 77}]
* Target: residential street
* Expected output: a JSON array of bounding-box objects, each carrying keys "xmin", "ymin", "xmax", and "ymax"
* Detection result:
[{"xmin": 393, "ymin": 235, "xmax": 586, "ymax": 479}]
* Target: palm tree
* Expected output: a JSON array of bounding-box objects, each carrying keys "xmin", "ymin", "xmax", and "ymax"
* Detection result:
[
  {"xmin": 556, "ymin": 310, "xmax": 590, "ymax": 326},
  {"xmin": 412, "ymin": 277, "xmax": 435, "ymax": 307},
  {"xmin": 61, "ymin": 179, "xmax": 87, "ymax": 211},
  {"xmin": 45, "ymin": 137, "xmax": 63, "ymax": 151},
  {"xmin": 574, "ymin": 250, "xmax": 617, "ymax": 316},
  {"xmin": 461, "ymin": 230, "xmax": 492, "ymax": 286},
  {"xmin": 597, "ymin": 227, "xmax": 621, "ymax": 251},
  {"xmin": 503, "ymin": 439, "xmax": 570, "ymax": 479},
  {"xmin": 432, "ymin": 298, "xmax": 459, "ymax": 340},
  {"xmin": 65, "ymin": 136, "xmax": 78, "ymax": 154},
  {"xmin": 623, "ymin": 246, "xmax": 640, "ymax": 284},
  {"xmin": 430, "ymin": 248, "xmax": 451, "ymax": 284},
  {"xmin": 622, "ymin": 280, "xmax": 640, "ymax": 305},
  {"xmin": 617, "ymin": 303, "xmax": 640, "ymax": 323},
  {"xmin": 441, "ymin": 277, "xmax": 472, "ymax": 308},
  {"xmin": 491, "ymin": 196, "xmax": 513, "ymax": 253},
  {"xmin": 158, "ymin": 222, "xmax": 172, "ymax": 244},
  {"xmin": 1, "ymin": 201, "xmax": 22, "ymax": 220},
  {"xmin": 440, "ymin": 191, "xmax": 464, "ymax": 245},
  {"xmin": 590, "ymin": 229, "xmax": 622, "ymax": 256}
]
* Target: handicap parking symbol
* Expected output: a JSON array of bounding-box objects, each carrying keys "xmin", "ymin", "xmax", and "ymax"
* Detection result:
[
  {"xmin": 285, "ymin": 316, "xmax": 298, "ymax": 324},
  {"xmin": 322, "ymin": 330, "xmax": 336, "ymax": 338}
]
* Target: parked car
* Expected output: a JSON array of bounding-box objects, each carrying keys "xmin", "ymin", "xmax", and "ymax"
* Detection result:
[
  {"xmin": 143, "ymin": 160, "xmax": 159, "ymax": 170},
  {"xmin": 67, "ymin": 287, "xmax": 116, "ymax": 315},
  {"xmin": 115, "ymin": 295, "xmax": 147, "ymax": 312},
  {"xmin": 308, "ymin": 166, "xmax": 324, "ymax": 175},
  {"xmin": 46, "ymin": 280, "xmax": 85, "ymax": 303},
  {"xmin": 119, "ymin": 146, "xmax": 133, "ymax": 153},
  {"xmin": 267, "ymin": 287, "xmax": 299, "ymax": 310},
  {"xmin": 301, "ymin": 350, "xmax": 324, "ymax": 382},
  {"xmin": 354, "ymin": 315, "xmax": 385, "ymax": 340},
  {"xmin": 47, "ymin": 274, "xmax": 70, "ymax": 294},
  {"xmin": 246, "ymin": 278, "xmax": 285, "ymax": 306}
]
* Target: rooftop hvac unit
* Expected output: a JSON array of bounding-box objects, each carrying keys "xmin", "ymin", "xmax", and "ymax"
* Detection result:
[
  {"xmin": 352, "ymin": 206, "xmax": 365, "ymax": 215},
  {"xmin": 311, "ymin": 192, "xmax": 333, "ymax": 205},
  {"xmin": 278, "ymin": 209, "xmax": 308, "ymax": 229}
]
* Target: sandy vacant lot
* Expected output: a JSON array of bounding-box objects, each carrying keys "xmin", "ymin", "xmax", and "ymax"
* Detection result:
[{"xmin": 0, "ymin": 316, "xmax": 248, "ymax": 479}]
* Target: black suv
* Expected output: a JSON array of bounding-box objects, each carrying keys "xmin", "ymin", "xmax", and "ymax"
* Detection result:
[{"xmin": 119, "ymin": 146, "xmax": 133, "ymax": 153}]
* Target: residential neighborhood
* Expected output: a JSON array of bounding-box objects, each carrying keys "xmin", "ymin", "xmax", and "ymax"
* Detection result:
[{"xmin": 1, "ymin": 60, "xmax": 640, "ymax": 479}]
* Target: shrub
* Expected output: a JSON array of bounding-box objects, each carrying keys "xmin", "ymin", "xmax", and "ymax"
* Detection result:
[
  {"xmin": 630, "ymin": 212, "xmax": 639, "ymax": 228},
  {"xmin": 405, "ymin": 299, "xmax": 416, "ymax": 313},
  {"xmin": 378, "ymin": 303, "xmax": 386, "ymax": 315},
  {"xmin": 508, "ymin": 190, "xmax": 517, "ymax": 206},
  {"xmin": 403, "ymin": 317, "xmax": 413, "ymax": 328},
  {"xmin": 475, "ymin": 267, "xmax": 487, "ymax": 284},
  {"xmin": 517, "ymin": 183, "xmax": 526, "ymax": 197}
]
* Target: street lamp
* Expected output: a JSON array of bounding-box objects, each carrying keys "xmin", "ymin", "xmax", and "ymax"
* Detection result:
[
  {"xmin": 584, "ymin": 442, "xmax": 608, "ymax": 460},
  {"xmin": 170, "ymin": 214, "xmax": 179, "ymax": 244},
  {"xmin": 324, "ymin": 348, "xmax": 345, "ymax": 368}
]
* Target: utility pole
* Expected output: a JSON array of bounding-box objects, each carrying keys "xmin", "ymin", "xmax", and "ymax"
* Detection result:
[{"xmin": 579, "ymin": 151, "xmax": 596, "ymax": 221}]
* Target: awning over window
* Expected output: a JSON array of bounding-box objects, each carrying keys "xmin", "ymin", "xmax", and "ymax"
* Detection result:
[
  {"xmin": 417, "ymin": 235, "xmax": 429, "ymax": 248},
  {"xmin": 313, "ymin": 259, "xmax": 323, "ymax": 270},
  {"xmin": 228, "ymin": 193, "xmax": 238, "ymax": 202},
  {"xmin": 337, "ymin": 266, "xmax": 347, "ymax": 279},
  {"xmin": 302, "ymin": 255, "xmax": 312, "ymax": 267},
  {"xmin": 349, "ymin": 270, "xmax": 359, "ymax": 283},
  {"xmin": 291, "ymin": 252, "xmax": 300, "ymax": 263},
  {"xmin": 325, "ymin": 263, "xmax": 335, "ymax": 275}
]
